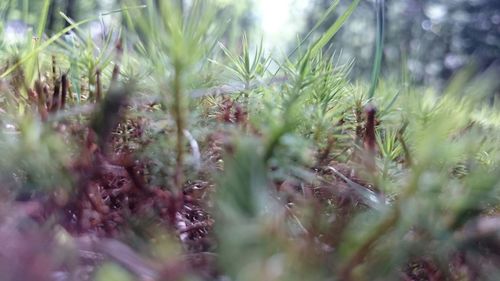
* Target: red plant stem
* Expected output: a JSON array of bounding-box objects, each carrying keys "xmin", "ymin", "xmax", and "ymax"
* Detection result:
[
  {"xmin": 363, "ymin": 103, "xmax": 377, "ymax": 173},
  {"xmin": 34, "ymin": 81, "xmax": 48, "ymax": 121},
  {"xmin": 52, "ymin": 55, "xmax": 57, "ymax": 83},
  {"xmin": 111, "ymin": 64, "xmax": 120, "ymax": 83},
  {"xmin": 51, "ymin": 77, "xmax": 61, "ymax": 112},
  {"xmin": 61, "ymin": 74, "xmax": 68, "ymax": 109},
  {"xmin": 95, "ymin": 69, "xmax": 102, "ymax": 103}
]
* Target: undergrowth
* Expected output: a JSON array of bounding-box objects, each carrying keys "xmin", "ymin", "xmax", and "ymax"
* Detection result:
[{"xmin": 0, "ymin": 1, "xmax": 499, "ymax": 281}]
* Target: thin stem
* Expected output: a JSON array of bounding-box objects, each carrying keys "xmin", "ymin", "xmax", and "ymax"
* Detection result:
[
  {"xmin": 173, "ymin": 63, "xmax": 185, "ymax": 191},
  {"xmin": 363, "ymin": 104, "xmax": 377, "ymax": 173},
  {"xmin": 95, "ymin": 69, "xmax": 102, "ymax": 103},
  {"xmin": 367, "ymin": 0, "xmax": 385, "ymax": 100},
  {"xmin": 61, "ymin": 73, "xmax": 68, "ymax": 109}
]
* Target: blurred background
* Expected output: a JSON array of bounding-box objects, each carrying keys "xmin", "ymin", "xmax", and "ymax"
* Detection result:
[{"xmin": 3, "ymin": 0, "xmax": 499, "ymax": 88}]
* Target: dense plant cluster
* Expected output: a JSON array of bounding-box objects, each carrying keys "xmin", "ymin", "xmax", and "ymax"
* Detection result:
[{"xmin": 0, "ymin": 1, "xmax": 499, "ymax": 281}]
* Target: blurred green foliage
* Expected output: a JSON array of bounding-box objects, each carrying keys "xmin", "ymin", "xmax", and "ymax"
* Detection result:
[
  {"xmin": 304, "ymin": 0, "xmax": 500, "ymax": 87},
  {"xmin": 6, "ymin": 0, "xmax": 499, "ymax": 87}
]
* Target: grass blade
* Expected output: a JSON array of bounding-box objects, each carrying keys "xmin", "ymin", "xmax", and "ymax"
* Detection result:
[
  {"xmin": 287, "ymin": 0, "xmax": 340, "ymax": 59},
  {"xmin": 310, "ymin": 0, "xmax": 361, "ymax": 57},
  {"xmin": 367, "ymin": 0, "xmax": 385, "ymax": 99},
  {"xmin": 0, "ymin": 16, "xmax": 94, "ymax": 79},
  {"xmin": 36, "ymin": 0, "xmax": 51, "ymax": 39}
]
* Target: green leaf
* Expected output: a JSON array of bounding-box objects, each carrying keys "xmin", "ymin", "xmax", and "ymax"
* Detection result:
[
  {"xmin": 310, "ymin": 0, "xmax": 361, "ymax": 57},
  {"xmin": 36, "ymin": 0, "xmax": 51, "ymax": 39}
]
